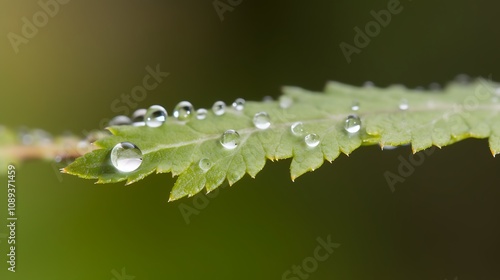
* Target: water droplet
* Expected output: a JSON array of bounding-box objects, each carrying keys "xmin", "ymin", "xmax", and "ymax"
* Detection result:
[
  {"xmin": 109, "ymin": 115, "xmax": 132, "ymax": 126},
  {"xmin": 290, "ymin": 122, "xmax": 305, "ymax": 136},
  {"xmin": 220, "ymin": 130, "xmax": 240, "ymax": 150},
  {"xmin": 263, "ymin": 96, "xmax": 273, "ymax": 102},
  {"xmin": 304, "ymin": 133, "xmax": 320, "ymax": 148},
  {"xmin": 196, "ymin": 108, "xmax": 208, "ymax": 120},
  {"xmin": 145, "ymin": 105, "xmax": 167, "ymax": 127},
  {"xmin": 253, "ymin": 112, "xmax": 271, "ymax": 129},
  {"xmin": 232, "ymin": 98, "xmax": 245, "ymax": 111},
  {"xmin": 212, "ymin": 101, "xmax": 226, "ymax": 116},
  {"xmin": 279, "ymin": 95, "xmax": 293, "ymax": 109},
  {"xmin": 110, "ymin": 142, "xmax": 143, "ymax": 172},
  {"xmin": 173, "ymin": 101, "xmax": 194, "ymax": 120},
  {"xmin": 351, "ymin": 101, "xmax": 360, "ymax": 111},
  {"xmin": 363, "ymin": 81, "xmax": 375, "ymax": 88},
  {"xmin": 198, "ymin": 158, "xmax": 212, "ymax": 172},
  {"xmin": 382, "ymin": 145, "xmax": 398, "ymax": 150},
  {"xmin": 344, "ymin": 115, "xmax": 361, "ymax": 134},
  {"xmin": 399, "ymin": 99, "xmax": 409, "ymax": 110},
  {"xmin": 132, "ymin": 109, "xmax": 147, "ymax": 126}
]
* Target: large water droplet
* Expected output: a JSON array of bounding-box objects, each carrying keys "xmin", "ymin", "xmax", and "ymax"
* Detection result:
[
  {"xmin": 199, "ymin": 158, "xmax": 212, "ymax": 172},
  {"xmin": 145, "ymin": 105, "xmax": 167, "ymax": 127},
  {"xmin": 304, "ymin": 133, "xmax": 320, "ymax": 148},
  {"xmin": 132, "ymin": 109, "xmax": 147, "ymax": 126},
  {"xmin": 399, "ymin": 99, "xmax": 409, "ymax": 110},
  {"xmin": 212, "ymin": 101, "xmax": 226, "ymax": 116},
  {"xmin": 109, "ymin": 115, "xmax": 132, "ymax": 126},
  {"xmin": 344, "ymin": 115, "xmax": 361, "ymax": 133},
  {"xmin": 232, "ymin": 98, "xmax": 245, "ymax": 111},
  {"xmin": 253, "ymin": 112, "xmax": 271, "ymax": 129},
  {"xmin": 173, "ymin": 101, "xmax": 194, "ymax": 120},
  {"xmin": 196, "ymin": 108, "xmax": 208, "ymax": 120},
  {"xmin": 220, "ymin": 130, "xmax": 240, "ymax": 149},
  {"xmin": 290, "ymin": 122, "xmax": 305, "ymax": 136},
  {"xmin": 351, "ymin": 101, "xmax": 360, "ymax": 111},
  {"xmin": 279, "ymin": 96, "xmax": 293, "ymax": 109},
  {"xmin": 110, "ymin": 142, "xmax": 143, "ymax": 172}
]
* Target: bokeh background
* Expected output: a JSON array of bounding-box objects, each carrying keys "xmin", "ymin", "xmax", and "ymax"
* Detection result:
[{"xmin": 1, "ymin": 0, "xmax": 500, "ymax": 279}]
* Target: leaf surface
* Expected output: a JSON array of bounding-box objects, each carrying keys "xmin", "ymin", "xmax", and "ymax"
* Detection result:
[{"xmin": 63, "ymin": 79, "xmax": 500, "ymax": 200}]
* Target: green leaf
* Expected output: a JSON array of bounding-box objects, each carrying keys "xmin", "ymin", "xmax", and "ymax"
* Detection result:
[{"xmin": 63, "ymin": 79, "xmax": 500, "ymax": 201}]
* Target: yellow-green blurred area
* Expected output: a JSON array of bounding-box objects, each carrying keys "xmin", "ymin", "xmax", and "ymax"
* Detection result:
[{"xmin": 1, "ymin": 0, "xmax": 500, "ymax": 279}]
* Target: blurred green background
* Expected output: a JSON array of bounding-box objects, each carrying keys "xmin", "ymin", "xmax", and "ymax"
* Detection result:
[{"xmin": 1, "ymin": 0, "xmax": 500, "ymax": 279}]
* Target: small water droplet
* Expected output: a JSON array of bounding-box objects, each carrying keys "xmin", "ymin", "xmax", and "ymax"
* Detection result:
[
  {"xmin": 196, "ymin": 108, "xmax": 208, "ymax": 120},
  {"xmin": 304, "ymin": 133, "xmax": 320, "ymax": 148},
  {"xmin": 109, "ymin": 115, "xmax": 132, "ymax": 126},
  {"xmin": 173, "ymin": 101, "xmax": 194, "ymax": 120},
  {"xmin": 344, "ymin": 115, "xmax": 361, "ymax": 134},
  {"xmin": 110, "ymin": 142, "xmax": 143, "ymax": 172},
  {"xmin": 199, "ymin": 158, "xmax": 212, "ymax": 172},
  {"xmin": 253, "ymin": 112, "xmax": 271, "ymax": 129},
  {"xmin": 399, "ymin": 99, "xmax": 409, "ymax": 110},
  {"xmin": 232, "ymin": 98, "xmax": 245, "ymax": 111},
  {"xmin": 382, "ymin": 145, "xmax": 398, "ymax": 150},
  {"xmin": 263, "ymin": 96, "xmax": 273, "ymax": 102},
  {"xmin": 212, "ymin": 101, "xmax": 226, "ymax": 116},
  {"xmin": 279, "ymin": 95, "xmax": 293, "ymax": 109},
  {"xmin": 363, "ymin": 81, "xmax": 375, "ymax": 87},
  {"xmin": 220, "ymin": 129, "xmax": 240, "ymax": 149},
  {"xmin": 132, "ymin": 109, "xmax": 147, "ymax": 126},
  {"xmin": 145, "ymin": 105, "xmax": 167, "ymax": 127},
  {"xmin": 351, "ymin": 101, "xmax": 360, "ymax": 111},
  {"xmin": 290, "ymin": 122, "xmax": 305, "ymax": 136}
]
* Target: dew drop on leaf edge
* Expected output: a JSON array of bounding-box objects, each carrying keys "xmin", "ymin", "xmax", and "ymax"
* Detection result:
[
  {"xmin": 344, "ymin": 115, "xmax": 361, "ymax": 134},
  {"xmin": 132, "ymin": 109, "xmax": 147, "ymax": 126},
  {"xmin": 212, "ymin": 101, "xmax": 226, "ymax": 116},
  {"xmin": 304, "ymin": 133, "xmax": 320, "ymax": 148},
  {"xmin": 173, "ymin": 101, "xmax": 195, "ymax": 121},
  {"xmin": 145, "ymin": 105, "xmax": 167, "ymax": 127},
  {"xmin": 196, "ymin": 108, "xmax": 208, "ymax": 120},
  {"xmin": 109, "ymin": 115, "xmax": 132, "ymax": 126},
  {"xmin": 110, "ymin": 142, "xmax": 143, "ymax": 172},
  {"xmin": 220, "ymin": 129, "xmax": 240, "ymax": 150},
  {"xmin": 232, "ymin": 98, "xmax": 245, "ymax": 111},
  {"xmin": 253, "ymin": 112, "xmax": 271, "ymax": 130}
]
